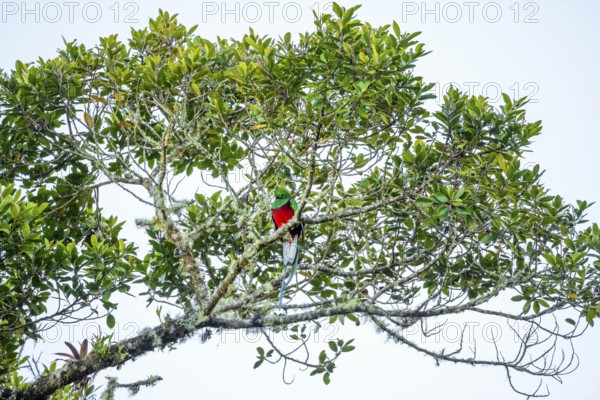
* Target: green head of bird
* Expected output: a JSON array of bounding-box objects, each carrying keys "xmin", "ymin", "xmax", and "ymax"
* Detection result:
[{"xmin": 274, "ymin": 187, "xmax": 291, "ymax": 199}]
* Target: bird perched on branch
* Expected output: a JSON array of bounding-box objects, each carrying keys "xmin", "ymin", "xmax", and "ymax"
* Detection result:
[{"xmin": 271, "ymin": 187, "xmax": 303, "ymax": 307}]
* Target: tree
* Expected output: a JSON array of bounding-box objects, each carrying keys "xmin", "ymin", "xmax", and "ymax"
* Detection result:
[{"xmin": 0, "ymin": 4, "xmax": 599, "ymax": 398}]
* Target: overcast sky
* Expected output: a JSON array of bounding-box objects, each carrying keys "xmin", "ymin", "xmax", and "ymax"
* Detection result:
[{"xmin": 1, "ymin": 1, "xmax": 599, "ymax": 399}]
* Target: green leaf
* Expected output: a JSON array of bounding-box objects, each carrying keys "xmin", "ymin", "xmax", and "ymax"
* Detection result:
[
  {"xmin": 481, "ymin": 234, "xmax": 493, "ymax": 245},
  {"xmin": 106, "ymin": 314, "xmax": 115, "ymax": 329},
  {"xmin": 328, "ymin": 341, "xmax": 338, "ymax": 352},
  {"xmin": 392, "ymin": 20, "xmax": 401, "ymax": 36},
  {"xmin": 502, "ymin": 93, "xmax": 512, "ymax": 108},
  {"xmin": 355, "ymin": 81, "xmax": 370, "ymax": 93},
  {"xmin": 21, "ymin": 223, "xmax": 30, "ymax": 238},
  {"xmin": 319, "ymin": 350, "xmax": 326, "ymax": 364},
  {"xmin": 332, "ymin": 2, "xmax": 343, "ymax": 17},
  {"xmin": 84, "ymin": 112, "xmax": 93, "ymax": 129},
  {"xmin": 496, "ymin": 154, "xmax": 507, "ymax": 172},
  {"xmin": 586, "ymin": 309, "xmax": 597, "ymax": 324},
  {"xmin": 543, "ymin": 253, "xmax": 556, "ymax": 265},
  {"xmin": 415, "ymin": 197, "xmax": 434, "ymax": 207},
  {"xmin": 191, "ymin": 82, "xmax": 200, "ymax": 96},
  {"xmin": 433, "ymin": 193, "xmax": 448, "ymax": 203},
  {"xmin": 9, "ymin": 203, "xmax": 20, "ymax": 219},
  {"xmin": 435, "ymin": 206, "xmax": 449, "ymax": 219}
]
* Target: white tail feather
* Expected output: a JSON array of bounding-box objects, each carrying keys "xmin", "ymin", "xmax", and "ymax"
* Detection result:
[
  {"xmin": 282, "ymin": 238, "xmax": 299, "ymax": 266},
  {"xmin": 279, "ymin": 236, "xmax": 300, "ymax": 307}
]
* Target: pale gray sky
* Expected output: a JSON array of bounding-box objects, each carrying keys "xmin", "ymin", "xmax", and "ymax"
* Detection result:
[{"xmin": 2, "ymin": 1, "xmax": 599, "ymax": 399}]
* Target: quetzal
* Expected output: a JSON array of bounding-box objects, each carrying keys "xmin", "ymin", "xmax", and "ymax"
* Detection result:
[{"xmin": 271, "ymin": 188, "xmax": 303, "ymax": 307}]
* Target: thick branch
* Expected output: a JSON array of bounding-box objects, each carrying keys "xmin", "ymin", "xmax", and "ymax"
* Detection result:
[{"xmin": 1, "ymin": 315, "xmax": 208, "ymax": 400}]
